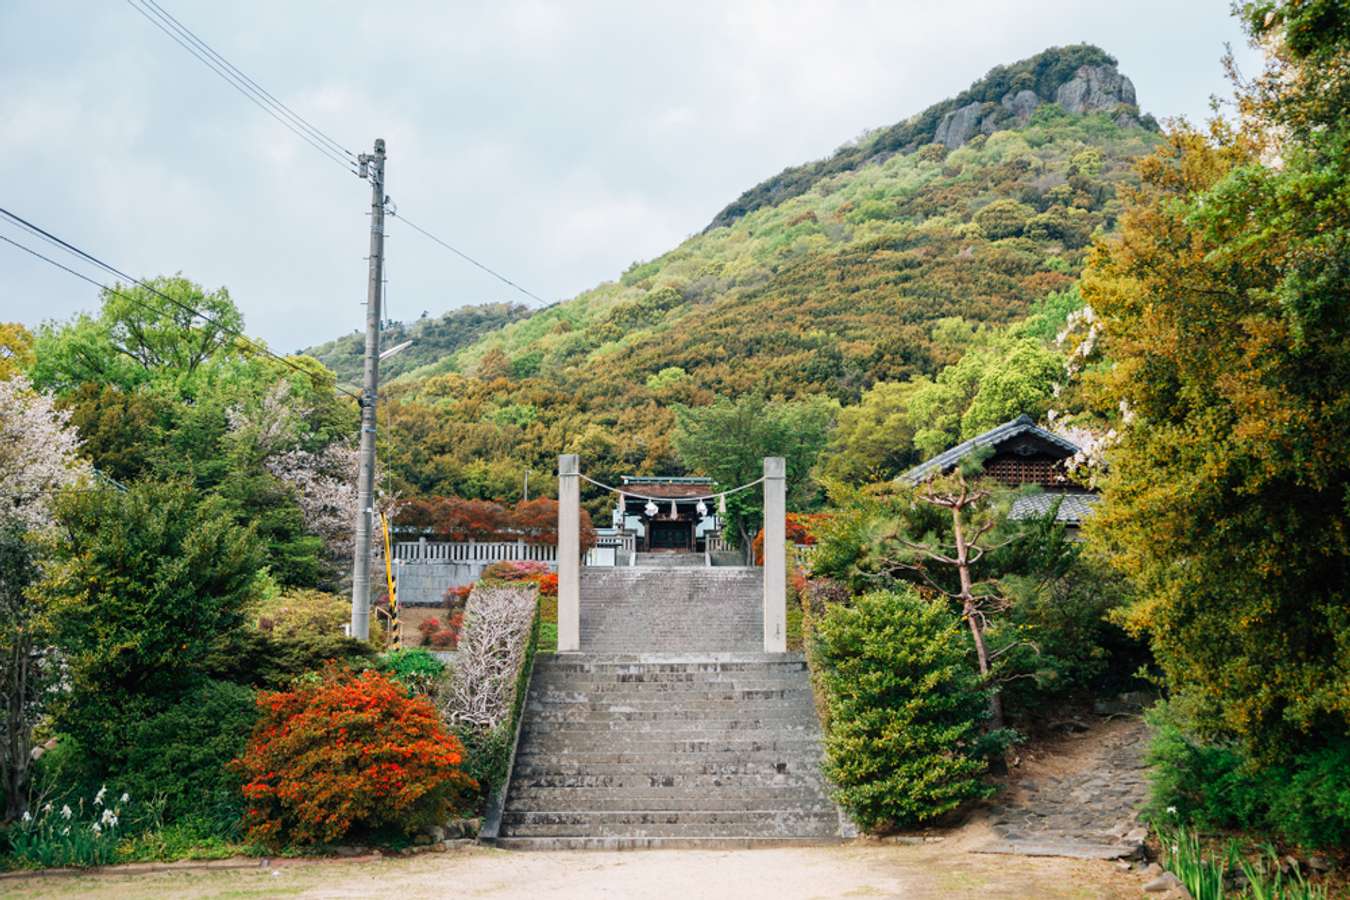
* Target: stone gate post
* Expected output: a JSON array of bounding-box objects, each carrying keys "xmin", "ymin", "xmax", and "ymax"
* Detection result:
[
  {"xmin": 762, "ymin": 457, "xmax": 787, "ymax": 653},
  {"xmin": 557, "ymin": 454, "xmax": 581, "ymax": 652}
]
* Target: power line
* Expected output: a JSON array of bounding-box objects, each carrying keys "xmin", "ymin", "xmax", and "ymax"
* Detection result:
[
  {"xmin": 390, "ymin": 210, "xmax": 553, "ymax": 308},
  {"xmin": 126, "ymin": 1, "xmax": 556, "ymax": 310},
  {"xmin": 0, "ymin": 211, "xmax": 362, "ymax": 402},
  {"xmin": 138, "ymin": 0, "xmax": 355, "ymax": 160},
  {"xmin": 124, "ymin": 0, "xmax": 357, "ymax": 175}
]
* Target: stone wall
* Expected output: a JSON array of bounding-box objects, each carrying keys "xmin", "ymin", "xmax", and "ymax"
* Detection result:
[{"xmin": 397, "ymin": 559, "xmax": 558, "ymax": 606}]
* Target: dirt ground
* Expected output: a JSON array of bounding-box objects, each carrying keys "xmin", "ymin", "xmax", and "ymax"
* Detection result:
[
  {"xmin": 2, "ymin": 838, "xmax": 1145, "ymax": 900},
  {"xmin": 2, "ymin": 717, "xmax": 1161, "ymax": 899}
]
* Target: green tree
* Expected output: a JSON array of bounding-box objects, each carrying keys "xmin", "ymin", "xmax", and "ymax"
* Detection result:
[
  {"xmin": 30, "ymin": 277, "xmax": 243, "ymax": 394},
  {"xmin": 0, "ymin": 524, "xmax": 43, "ymax": 821},
  {"xmin": 815, "ymin": 381, "xmax": 922, "ymax": 484},
  {"xmin": 1082, "ymin": 0, "xmax": 1350, "ymax": 760},
  {"xmin": 814, "ymin": 588, "xmax": 999, "ymax": 831},
  {"xmin": 907, "ymin": 337, "xmax": 1063, "ymax": 459},
  {"xmin": 672, "ymin": 395, "xmax": 838, "ymax": 551},
  {"xmin": 45, "ymin": 481, "xmax": 264, "ymax": 770},
  {"xmin": 0, "ymin": 323, "xmax": 35, "ymax": 379}
]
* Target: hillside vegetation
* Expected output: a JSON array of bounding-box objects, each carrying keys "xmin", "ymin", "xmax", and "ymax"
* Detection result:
[
  {"xmin": 372, "ymin": 45, "xmax": 1160, "ymax": 501},
  {"xmin": 302, "ymin": 302, "xmax": 528, "ymax": 384}
]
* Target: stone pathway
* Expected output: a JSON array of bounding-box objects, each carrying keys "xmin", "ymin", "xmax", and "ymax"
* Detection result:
[{"xmin": 974, "ymin": 716, "xmax": 1151, "ymax": 860}]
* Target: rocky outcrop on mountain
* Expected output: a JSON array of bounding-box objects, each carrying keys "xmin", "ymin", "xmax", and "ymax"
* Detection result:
[
  {"xmin": 1056, "ymin": 64, "xmax": 1136, "ymax": 114},
  {"xmin": 932, "ymin": 64, "xmax": 1137, "ymax": 149},
  {"xmin": 707, "ymin": 44, "xmax": 1156, "ymax": 230},
  {"xmin": 934, "ymin": 101, "xmax": 992, "ymax": 148},
  {"xmin": 1003, "ymin": 89, "xmax": 1042, "ymax": 122}
]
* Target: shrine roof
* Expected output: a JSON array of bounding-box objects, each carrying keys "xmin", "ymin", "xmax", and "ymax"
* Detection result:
[{"xmin": 901, "ymin": 414, "xmax": 1081, "ymax": 484}]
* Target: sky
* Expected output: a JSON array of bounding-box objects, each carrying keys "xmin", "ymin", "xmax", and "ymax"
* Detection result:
[{"xmin": 0, "ymin": 1, "xmax": 1261, "ymax": 352}]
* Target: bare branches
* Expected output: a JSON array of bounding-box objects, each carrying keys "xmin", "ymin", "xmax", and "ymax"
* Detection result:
[{"xmin": 440, "ymin": 585, "xmax": 537, "ymax": 731}]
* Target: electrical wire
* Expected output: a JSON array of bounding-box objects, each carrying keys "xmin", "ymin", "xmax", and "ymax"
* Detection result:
[
  {"xmin": 127, "ymin": 2, "xmax": 556, "ymax": 311},
  {"xmin": 139, "ymin": 0, "xmax": 354, "ymax": 160},
  {"xmin": 124, "ymin": 0, "xmax": 357, "ymax": 175},
  {"xmin": 0, "ymin": 213, "xmax": 362, "ymax": 402},
  {"xmin": 389, "ymin": 210, "xmax": 553, "ymax": 308}
]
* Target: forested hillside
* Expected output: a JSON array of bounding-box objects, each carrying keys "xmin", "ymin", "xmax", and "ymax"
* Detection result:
[
  {"xmin": 369, "ymin": 45, "xmax": 1161, "ymax": 501},
  {"xmin": 302, "ymin": 301, "xmax": 528, "ymax": 384}
]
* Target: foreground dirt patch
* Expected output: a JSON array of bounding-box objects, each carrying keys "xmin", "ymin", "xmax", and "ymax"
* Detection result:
[{"xmin": 2, "ymin": 842, "xmax": 1143, "ymax": 899}]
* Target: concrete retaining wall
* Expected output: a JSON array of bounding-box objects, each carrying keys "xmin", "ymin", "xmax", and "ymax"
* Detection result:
[{"xmin": 397, "ymin": 560, "xmax": 560, "ymax": 606}]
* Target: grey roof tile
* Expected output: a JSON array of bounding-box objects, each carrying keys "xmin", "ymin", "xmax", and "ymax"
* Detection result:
[{"xmin": 901, "ymin": 414, "xmax": 1081, "ymax": 484}]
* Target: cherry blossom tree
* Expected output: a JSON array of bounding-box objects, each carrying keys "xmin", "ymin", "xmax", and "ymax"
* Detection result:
[{"xmin": 0, "ymin": 375, "xmax": 89, "ymax": 821}]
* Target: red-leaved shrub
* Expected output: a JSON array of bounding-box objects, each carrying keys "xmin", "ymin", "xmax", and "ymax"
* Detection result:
[
  {"xmin": 481, "ymin": 561, "xmax": 557, "ymax": 597},
  {"xmin": 417, "ymin": 613, "xmax": 463, "ymax": 649},
  {"xmin": 233, "ymin": 667, "xmax": 475, "ymax": 847},
  {"xmin": 753, "ymin": 512, "xmax": 828, "ymax": 564}
]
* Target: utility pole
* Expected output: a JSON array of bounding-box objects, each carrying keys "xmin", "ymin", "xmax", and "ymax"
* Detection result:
[{"xmin": 351, "ymin": 138, "xmax": 386, "ymax": 641}]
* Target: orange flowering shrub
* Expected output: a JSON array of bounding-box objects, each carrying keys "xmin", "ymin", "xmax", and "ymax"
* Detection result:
[
  {"xmin": 234, "ymin": 666, "xmax": 476, "ymax": 847},
  {"xmin": 753, "ymin": 512, "xmax": 829, "ymax": 564}
]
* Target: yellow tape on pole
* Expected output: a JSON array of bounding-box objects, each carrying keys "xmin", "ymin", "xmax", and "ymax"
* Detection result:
[{"xmin": 380, "ymin": 512, "xmax": 399, "ymax": 648}]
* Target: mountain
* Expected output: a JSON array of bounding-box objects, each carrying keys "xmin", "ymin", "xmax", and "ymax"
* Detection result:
[
  {"xmin": 706, "ymin": 44, "xmax": 1154, "ymax": 231},
  {"xmin": 301, "ymin": 302, "xmax": 529, "ymax": 385},
  {"xmin": 315, "ymin": 45, "xmax": 1163, "ymax": 501}
]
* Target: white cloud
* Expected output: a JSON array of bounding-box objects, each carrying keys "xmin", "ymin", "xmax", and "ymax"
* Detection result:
[{"xmin": 0, "ymin": 0, "xmax": 1259, "ymax": 347}]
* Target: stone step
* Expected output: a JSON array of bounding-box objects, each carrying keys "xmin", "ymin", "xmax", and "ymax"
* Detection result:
[
  {"xmin": 523, "ymin": 711, "xmax": 817, "ymax": 726},
  {"xmin": 505, "ymin": 791, "xmax": 834, "ymax": 813},
  {"xmin": 510, "ymin": 772, "xmax": 831, "ymax": 790},
  {"xmin": 495, "ymin": 836, "xmax": 841, "ymax": 851},
  {"xmin": 500, "ymin": 809, "xmax": 841, "ymax": 838},
  {"xmin": 511, "ymin": 762, "xmax": 824, "ymax": 779},
  {"xmin": 516, "ymin": 739, "xmax": 824, "ymax": 757},
  {"xmin": 522, "ymin": 719, "xmax": 820, "ymax": 735}
]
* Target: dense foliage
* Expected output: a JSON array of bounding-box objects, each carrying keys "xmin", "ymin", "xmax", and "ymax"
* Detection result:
[
  {"xmin": 44, "ymin": 480, "xmax": 263, "ymax": 771},
  {"xmin": 236, "ymin": 667, "xmax": 474, "ymax": 847},
  {"xmin": 302, "ymin": 302, "xmax": 530, "ymax": 384},
  {"xmin": 813, "ymin": 589, "xmax": 1000, "ymax": 830},
  {"xmin": 31, "ymin": 278, "xmax": 357, "ymax": 588},
  {"xmin": 1147, "ymin": 701, "xmax": 1350, "ymax": 850},
  {"xmin": 1081, "ymin": 0, "xmax": 1349, "ymax": 760},
  {"xmin": 1075, "ymin": 0, "xmax": 1350, "ymax": 849},
  {"xmin": 119, "ymin": 680, "xmax": 258, "ymax": 836}
]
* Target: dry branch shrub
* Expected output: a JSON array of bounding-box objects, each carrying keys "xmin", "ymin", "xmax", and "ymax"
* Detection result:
[
  {"xmin": 441, "ymin": 585, "xmax": 537, "ymax": 731},
  {"xmin": 234, "ymin": 666, "xmax": 475, "ymax": 847}
]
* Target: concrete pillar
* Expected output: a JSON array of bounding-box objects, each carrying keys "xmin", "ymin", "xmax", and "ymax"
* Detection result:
[
  {"xmin": 557, "ymin": 454, "xmax": 581, "ymax": 652},
  {"xmin": 762, "ymin": 457, "xmax": 786, "ymax": 653}
]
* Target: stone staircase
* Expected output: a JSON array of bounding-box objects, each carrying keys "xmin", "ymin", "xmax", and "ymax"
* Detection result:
[
  {"xmin": 581, "ymin": 566, "xmax": 762, "ymax": 653},
  {"xmin": 635, "ymin": 551, "xmax": 705, "ymax": 567},
  {"xmin": 497, "ymin": 564, "xmax": 844, "ymax": 848}
]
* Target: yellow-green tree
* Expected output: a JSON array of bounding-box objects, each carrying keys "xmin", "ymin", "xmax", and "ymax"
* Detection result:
[{"xmin": 1082, "ymin": 0, "xmax": 1350, "ymax": 759}]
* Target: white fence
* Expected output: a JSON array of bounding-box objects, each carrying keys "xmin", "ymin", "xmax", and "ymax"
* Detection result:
[
  {"xmin": 393, "ymin": 532, "xmax": 636, "ymax": 568},
  {"xmin": 394, "ymin": 539, "xmax": 558, "ymax": 564}
]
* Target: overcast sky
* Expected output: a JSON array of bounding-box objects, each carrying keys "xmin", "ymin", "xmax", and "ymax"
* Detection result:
[{"xmin": 0, "ymin": 1, "xmax": 1260, "ymax": 352}]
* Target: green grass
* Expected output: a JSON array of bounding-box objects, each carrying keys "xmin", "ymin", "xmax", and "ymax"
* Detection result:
[{"xmin": 1154, "ymin": 824, "xmax": 1328, "ymax": 900}]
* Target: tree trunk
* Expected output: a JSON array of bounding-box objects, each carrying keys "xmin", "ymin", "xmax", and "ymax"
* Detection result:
[
  {"xmin": 3, "ymin": 639, "xmax": 32, "ymax": 822},
  {"xmin": 951, "ymin": 505, "xmax": 1004, "ymax": 731}
]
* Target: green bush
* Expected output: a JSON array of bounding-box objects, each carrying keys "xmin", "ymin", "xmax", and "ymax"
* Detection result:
[
  {"xmin": 1146, "ymin": 701, "xmax": 1350, "ymax": 850},
  {"xmin": 378, "ymin": 647, "xmax": 446, "ymax": 697},
  {"xmin": 814, "ymin": 588, "xmax": 1002, "ymax": 831},
  {"xmin": 45, "ymin": 481, "xmax": 263, "ymax": 772},
  {"xmin": 119, "ymin": 680, "xmax": 258, "ymax": 837},
  {"xmin": 255, "ymin": 588, "xmax": 349, "ymax": 638},
  {"xmin": 204, "ymin": 625, "xmax": 376, "ymax": 690}
]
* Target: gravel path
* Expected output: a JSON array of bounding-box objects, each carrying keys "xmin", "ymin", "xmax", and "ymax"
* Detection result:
[{"xmin": 0, "ymin": 842, "xmax": 1143, "ymax": 899}]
